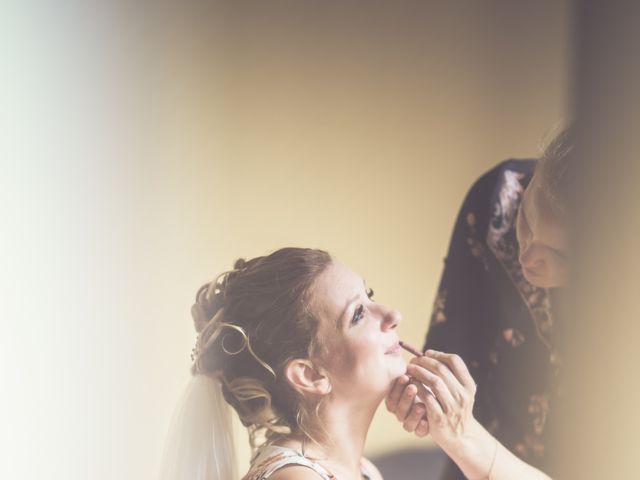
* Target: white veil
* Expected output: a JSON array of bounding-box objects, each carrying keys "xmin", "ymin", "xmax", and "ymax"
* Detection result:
[{"xmin": 159, "ymin": 374, "xmax": 237, "ymax": 480}]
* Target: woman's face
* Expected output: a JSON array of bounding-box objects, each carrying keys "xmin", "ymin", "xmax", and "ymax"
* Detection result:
[
  {"xmin": 515, "ymin": 172, "xmax": 570, "ymax": 288},
  {"xmin": 311, "ymin": 261, "xmax": 405, "ymax": 400}
]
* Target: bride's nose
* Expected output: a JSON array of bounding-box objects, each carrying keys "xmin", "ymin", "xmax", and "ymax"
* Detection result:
[{"xmin": 380, "ymin": 306, "xmax": 401, "ymax": 331}]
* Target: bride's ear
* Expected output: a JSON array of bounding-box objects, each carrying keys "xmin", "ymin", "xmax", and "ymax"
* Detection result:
[{"xmin": 284, "ymin": 359, "xmax": 332, "ymax": 396}]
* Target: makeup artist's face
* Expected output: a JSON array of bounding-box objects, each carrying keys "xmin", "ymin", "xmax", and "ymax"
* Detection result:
[
  {"xmin": 312, "ymin": 261, "xmax": 405, "ymax": 399},
  {"xmin": 516, "ymin": 172, "xmax": 570, "ymax": 288}
]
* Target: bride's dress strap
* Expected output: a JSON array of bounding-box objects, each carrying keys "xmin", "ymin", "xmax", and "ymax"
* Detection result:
[{"xmin": 242, "ymin": 445, "xmax": 335, "ymax": 480}]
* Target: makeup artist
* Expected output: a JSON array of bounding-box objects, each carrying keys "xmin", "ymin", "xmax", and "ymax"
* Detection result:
[{"xmin": 387, "ymin": 127, "xmax": 572, "ymax": 478}]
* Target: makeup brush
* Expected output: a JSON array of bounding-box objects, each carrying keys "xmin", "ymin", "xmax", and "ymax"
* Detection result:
[
  {"xmin": 399, "ymin": 341, "xmax": 437, "ymax": 399},
  {"xmin": 399, "ymin": 340, "xmax": 424, "ymax": 357}
]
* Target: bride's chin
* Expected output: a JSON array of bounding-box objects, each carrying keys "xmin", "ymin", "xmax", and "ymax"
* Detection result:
[
  {"xmin": 389, "ymin": 356, "xmax": 408, "ymax": 376},
  {"xmin": 381, "ymin": 367, "xmax": 408, "ymax": 393}
]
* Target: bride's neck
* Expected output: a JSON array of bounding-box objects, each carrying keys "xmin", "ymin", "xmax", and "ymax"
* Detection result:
[{"xmin": 275, "ymin": 398, "xmax": 380, "ymax": 475}]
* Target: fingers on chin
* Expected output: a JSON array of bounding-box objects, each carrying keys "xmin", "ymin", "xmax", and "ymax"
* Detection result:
[{"xmin": 416, "ymin": 420, "xmax": 429, "ymax": 437}]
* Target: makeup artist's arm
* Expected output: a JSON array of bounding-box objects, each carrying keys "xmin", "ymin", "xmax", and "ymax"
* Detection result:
[{"xmin": 407, "ymin": 351, "xmax": 551, "ymax": 480}]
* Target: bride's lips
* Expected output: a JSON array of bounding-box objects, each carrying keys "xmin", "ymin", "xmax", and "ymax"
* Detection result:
[{"xmin": 385, "ymin": 342, "xmax": 402, "ymax": 354}]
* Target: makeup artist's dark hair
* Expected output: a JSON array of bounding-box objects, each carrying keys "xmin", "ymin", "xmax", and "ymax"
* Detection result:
[{"xmin": 191, "ymin": 247, "xmax": 333, "ymax": 449}]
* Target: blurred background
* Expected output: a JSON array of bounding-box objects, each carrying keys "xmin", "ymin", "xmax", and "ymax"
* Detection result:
[{"xmin": 9, "ymin": 1, "xmax": 638, "ymax": 479}]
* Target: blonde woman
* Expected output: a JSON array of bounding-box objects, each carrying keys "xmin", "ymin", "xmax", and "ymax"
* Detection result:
[
  {"xmin": 161, "ymin": 247, "xmax": 551, "ymax": 479},
  {"xmin": 388, "ymin": 129, "xmax": 572, "ymax": 478}
]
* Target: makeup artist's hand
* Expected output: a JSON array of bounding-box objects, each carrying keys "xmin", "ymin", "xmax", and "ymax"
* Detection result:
[
  {"xmin": 406, "ymin": 350, "xmax": 478, "ymax": 443},
  {"xmin": 407, "ymin": 351, "xmax": 552, "ymax": 480},
  {"xmin": 407, "ymin": 350, "xmax": 493, "ymax": 479},
  {"xmin": 385, "ymin": 375, "xmax": 430, "ymax": 437}
]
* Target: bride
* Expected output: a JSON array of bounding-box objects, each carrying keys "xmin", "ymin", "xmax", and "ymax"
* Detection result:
[{"xmin": 160, "ymin": 247, "xmax": 550, "ymax": 479}]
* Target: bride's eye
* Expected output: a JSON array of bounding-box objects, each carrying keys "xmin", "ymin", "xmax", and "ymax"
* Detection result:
[
  {"xmin": 352, "ymin": 305, "xmax": 365, "ymax": 325},
  {"xmin": 366, "ymin": 288, "xmax": 374, "ymax": 300}
]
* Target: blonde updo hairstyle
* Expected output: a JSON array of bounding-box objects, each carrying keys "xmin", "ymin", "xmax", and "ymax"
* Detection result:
[{"xmin": 190, "ymin": 247, "xmax": 333, "ymax": 450}]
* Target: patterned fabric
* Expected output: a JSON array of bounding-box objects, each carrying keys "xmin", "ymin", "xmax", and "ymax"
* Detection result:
[
  {"xmin": 424, "ymin": 160, "xmax": 561, "ymax": 479},
  {"xmin": 241, "ymin": 444, "xmax": 373, "ymax": 480}
]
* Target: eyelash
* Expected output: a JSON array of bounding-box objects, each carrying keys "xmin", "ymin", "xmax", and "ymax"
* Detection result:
[
  {"xmin": 551, "ymin": 249, "xmax": 569, "ymax": 261},
  {"xmin": 351, "ymin": 288, "xmax": 375, "ymax": 325},
  {"xmin": 352, "ymin": 305, "xmax": 365, "ymax": 325}
]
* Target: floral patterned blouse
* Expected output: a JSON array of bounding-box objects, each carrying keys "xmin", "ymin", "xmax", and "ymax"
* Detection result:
[
  {"xmin": 424, "ymin": 159, "xmax": 562, "ymax": 479},
  {"xmin": 241, "ymin": 444, "xmax": 374, "ymax": 480}
]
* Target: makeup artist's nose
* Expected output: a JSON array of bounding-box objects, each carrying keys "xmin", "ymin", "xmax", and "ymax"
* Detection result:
[{"xmin": 381, "ymin": 306, "xmax": 401, "ymax": 331}]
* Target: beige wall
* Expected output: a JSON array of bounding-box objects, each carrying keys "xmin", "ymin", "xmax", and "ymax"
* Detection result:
[{"xmin": 2, "ymin": 1, "xmax": 570, "ymax": 478}]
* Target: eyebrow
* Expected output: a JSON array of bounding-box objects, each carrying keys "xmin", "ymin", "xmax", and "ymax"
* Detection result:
[{"xmin": 335, "ymin": 279, "xmax": 368, "ymax": 329}]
